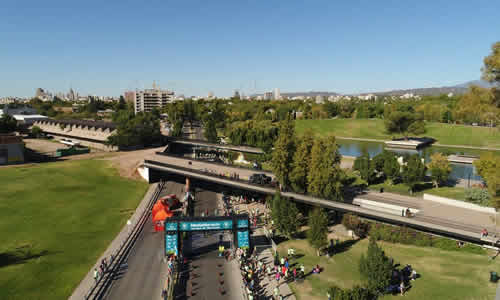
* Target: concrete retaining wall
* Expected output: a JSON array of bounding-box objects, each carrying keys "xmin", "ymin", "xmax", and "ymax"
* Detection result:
[
  {"xmin": 354, "ymin": 198, "xmax": 419, "ymax": 216},
  {"xmin": 138, "ymin": 166, "xmax": 149, "ymax": 182},
  {"xmin": 423, "ymin": 193, "xmax": 496, "ymax": 214}
]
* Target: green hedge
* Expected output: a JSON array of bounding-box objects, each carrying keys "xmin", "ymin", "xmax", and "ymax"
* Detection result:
[{"xmin": 342, "ymin": 213, "xmax": 485, "ymax": 255}]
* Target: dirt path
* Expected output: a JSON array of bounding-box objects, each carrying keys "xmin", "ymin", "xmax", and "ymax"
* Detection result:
[{"xmin": 102, "ymin": 147, "xmax": 165, "ymax": 180}]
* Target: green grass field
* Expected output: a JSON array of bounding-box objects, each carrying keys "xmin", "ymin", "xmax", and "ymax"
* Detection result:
[
  {"xmin": 368, "ymin": 183, "xmax": 466, "ymax": 201},
  {"xmin": 295, "ymin": 119, "xmax": 500, "ymax": 149},
  {"xmin": 278, "ymin": 238, "xmax": 500, "ymax": 300},
  {"xmin": 0, "ymin": 160, "xmax": 148, "ymax": 300}
]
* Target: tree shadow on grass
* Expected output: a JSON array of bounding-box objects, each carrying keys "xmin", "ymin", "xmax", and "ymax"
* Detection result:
[
  {"xmin": 0, "ymin": 246, "xmax": 51, "ymax": 268},
  {"xmin": 329, "ymin": 239, "xmax": 360, "ymax": 256},
  {"xmin": 273, "ymin": 235, "xmax": 289, "ymax": 245},
  {"xmin": 413, "ymin": 182, "xmax": 434, "ymax": 192}
]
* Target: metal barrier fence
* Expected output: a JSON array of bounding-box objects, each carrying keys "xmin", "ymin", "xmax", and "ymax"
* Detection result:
[{"xmin": 84, "ymin": 181, "xmax": 165, "ymax": 299}]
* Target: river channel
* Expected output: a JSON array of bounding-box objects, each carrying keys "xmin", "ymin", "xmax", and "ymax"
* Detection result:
[{"xmin": 337, "ymin": 139, "xmax": 499, "ymax": 182}]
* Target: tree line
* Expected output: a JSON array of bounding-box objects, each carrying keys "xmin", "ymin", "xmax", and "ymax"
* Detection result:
[{"xmin": 271, "ymin": 116, "xmax": 346, "ymax": 201}]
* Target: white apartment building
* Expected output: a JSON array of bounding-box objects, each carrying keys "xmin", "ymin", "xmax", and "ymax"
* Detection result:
[
  {"xmin": 273, "ymin": 88, "xmax": 280, "ymax": 100},
  {"xmin": 263, "ymin": 92, "xmax": 273, "ymax": 100},
  {"xmin": 134, "ymin": 88, "xmax": 175, "ymax": 114}
]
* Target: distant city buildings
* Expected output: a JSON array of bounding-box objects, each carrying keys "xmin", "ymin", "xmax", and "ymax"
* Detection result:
[
  {"xmin": 358, "ymin": 94, "xmax": 377, "ymax": 101},
  {"xmin": 35, "ymin": 88, "xmax": 53, "ymax": 101},
  {"xmin": 263, "ymin": 92, "xmax": 273, "ymax": 101},
  {"xmin": 67, "ymin": 88, "xmax": 77, "ymax": 101},
  {"xmin": 233, "ymin": 90, "xmax": 241, "ymax": 99},
  {"xmin": 35, "ymin": 88, "xmax": 44, "ymax": 98},
  {"xmin": 124, "ymin": 91, "xmax": 136, "ymax": 103},
  {"xmin": 273, "ymin": 88, "xmax": 280, "ymax": 100},
  {"xmin": 315, "ymin": 95, "xmax": 324, "ymax": 104},
  {"xmin": 134, "ymin": 83, "xmax": 175, "ymax": 114}
]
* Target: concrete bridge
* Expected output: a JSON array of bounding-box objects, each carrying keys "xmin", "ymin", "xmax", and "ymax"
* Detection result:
[{"xmin": 143, "ymin": 152, "xmax": 499, "ymax": 246}]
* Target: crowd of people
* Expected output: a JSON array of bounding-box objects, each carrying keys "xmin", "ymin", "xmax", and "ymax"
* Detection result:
[
  {"xmin": 237, "ymin": 248, "xmax": 266, "ymax": 299},
  {"xmin": 93, "ymin": 255, "xmax": 115, "ymax": 283},
  {"xmin": 386, "ymin": 264, "xmax": 418, "ymax": 296},
  {"xmin": 200, "ymin": 168, "xmax": 241, "ymax": 180}
]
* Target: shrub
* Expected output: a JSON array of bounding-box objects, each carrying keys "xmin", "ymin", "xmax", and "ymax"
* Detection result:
[
  {"xmin": 465, "ymin": 188, "xmax": 491, "ymax": 206},
  {"xmin": 342, "ymin": 213, "xmax": 369, "ymax": 238},
  {"xmin": 328, "ymin": 284, "xmax": 376, "ymax": 300},
  {"xmin": 30, "ymin": 126, "xmax": 43, "ymax": 138},
  {"xmin": 408, "ymin": 120, "xmax": 426, "ymax": 134},
  {"xmin": 345, "ymin": 214, "xmax": 485, "ymax": 254}
]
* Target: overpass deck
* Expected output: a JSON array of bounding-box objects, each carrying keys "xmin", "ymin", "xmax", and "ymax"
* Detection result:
[
  {"xmin": 144, "ymin": 153, "xmax": 497, "ymax": 245},
  {"xmin": 167, "ymin": 138, "xmax": 264, "ymax": 154}
]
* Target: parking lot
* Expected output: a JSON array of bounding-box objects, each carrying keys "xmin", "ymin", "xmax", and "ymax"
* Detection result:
[{"xmin": 24, "ymin": 138, "xmax": 67, "ymax": 154}]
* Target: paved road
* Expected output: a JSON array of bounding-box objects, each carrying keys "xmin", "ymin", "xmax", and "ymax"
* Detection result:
[
  {"xmin": 360, "ymin": 191, "xmax": 497, "ymax": 234},
  {"xmin": 105, "ymin": 181, "xmax": 185, "ymax": 300},
  {"xmin": 146, "ymin": 153, "xmax": 273, "ymax": 181},
  {"xmin": 144, "ymin": 159, "xmax": 498, "ymax": 243},
  {"xmin": 174, "ymin": 186, "xmax": 244, "ymax": 300}
]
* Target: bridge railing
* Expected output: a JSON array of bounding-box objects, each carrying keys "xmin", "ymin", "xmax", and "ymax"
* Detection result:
[
  {"xmin": 84, "ymin": 181, "xmax": 165, "ymax": 299},
  {"xmin": 155, "ymin": 151, "xmax": 274, "ymax": 176},
  {"xmin": 146, "ymin": 157, "xmax": 278, "ymax": 190}
]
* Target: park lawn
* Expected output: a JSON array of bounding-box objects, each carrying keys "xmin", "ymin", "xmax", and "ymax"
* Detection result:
[
  {"xmin": 277, "ymin": 238, "xmax": 500, "ymax": 300},
  {"xmin": 424, "ymin": 186, "xmax": 467, "ymax": 201},
  {"xmin": 295, "ymin": 119, "xmax": 500, "ymax": 149},
  {"xmin": 368, "ymin": 182, "xmax": 468, "ymax": 202},
  {"xmin": 0, "ymin": 159, "xmax": 148, "ymax": 300},
  {"xmin": 368, "ymin": 182, "xmax": 424, "ymax": 197}
]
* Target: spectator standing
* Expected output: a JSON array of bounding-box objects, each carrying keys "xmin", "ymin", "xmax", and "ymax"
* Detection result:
[{"xmin": 93, "ymin": 268, "xmax": 99, "ymax": 282}]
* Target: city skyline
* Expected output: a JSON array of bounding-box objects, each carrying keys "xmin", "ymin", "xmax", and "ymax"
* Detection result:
[{"xmin": 1, "ymin": 1, "xmax": 499, "ymax": 98}]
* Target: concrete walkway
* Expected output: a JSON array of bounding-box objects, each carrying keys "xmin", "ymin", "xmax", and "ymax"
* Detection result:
[
  {"xmin": 68, "ymin": 183, "xmax": 159, "ymax": 300},
  {"xmin": 233, "ymin": 200, "xmax": 296, "ymax": 300},
  {"xmin": 254, "ymin": 245, "xmax": 296, "ymax": 300}
]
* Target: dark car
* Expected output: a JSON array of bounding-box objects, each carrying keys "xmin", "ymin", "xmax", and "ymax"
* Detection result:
[{"xmin": 249, "ymin": 173, "xmax": 272, "ymax": 185}]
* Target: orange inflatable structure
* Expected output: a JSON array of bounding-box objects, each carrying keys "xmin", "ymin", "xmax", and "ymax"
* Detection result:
[{"xmin": 152, "ymin": 194, "xmax": 179, "ymax": 232}]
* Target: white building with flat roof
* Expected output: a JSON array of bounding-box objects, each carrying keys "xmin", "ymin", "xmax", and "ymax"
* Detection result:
[
  {"xmin": 273, "ymin": 88, "xmax": 280, "ymax": 100},
  {"xmin": 134, "ymin": 87, "xmax": 175, "ymax": 114},
  {"xmin": 12, "ymin": 114, "xmax": 48, "ymax": 125}
]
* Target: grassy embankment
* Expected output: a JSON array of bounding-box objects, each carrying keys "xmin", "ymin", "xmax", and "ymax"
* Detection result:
[
  {"xmin": 0, "ymin": 159, "xmax": 148, "ymax": 300},
  {"xmin": 296, "ymin": 119, "xmax": 500, "ymax": 149},
  {"xmin": 278, "ymin": 238, "xmax": 500, "ymax": 300},
  {"xmin": 368, "ymin": 183, "xmax": 467, "ymax": 200}
]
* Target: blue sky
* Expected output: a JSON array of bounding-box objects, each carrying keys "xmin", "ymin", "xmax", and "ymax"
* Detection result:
[{"xmin": 1, "ymin": 0, "xmax": 499, "ymax": 97}]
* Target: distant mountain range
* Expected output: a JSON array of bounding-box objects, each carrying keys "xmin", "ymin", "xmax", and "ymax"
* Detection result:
[
  {"xmin": 252, "ymin": 80, "xmax": 494, "ymax": 98},
  {"xmin": 281, "ymin": 91, "xmax": 340, "ymax": 97},
  {"xmin": 367, "ymin": 79, "xmax": 494, "ymax": 97},
  {"xmin": 451, "ymin": 80, "xmax": 494, "ymax": 89}
]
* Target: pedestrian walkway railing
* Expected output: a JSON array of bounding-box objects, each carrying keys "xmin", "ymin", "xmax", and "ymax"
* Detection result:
[
  {"xmin": 145, "ymin": 158, "xmax": 277, "ymax": 189},
  {"xmin": 84, "ymin": 181, "xmax": 165, "ymax": 299},
  {"xmin": 155, "ymin": 151, "xmax": 274, "ymax": 175}
]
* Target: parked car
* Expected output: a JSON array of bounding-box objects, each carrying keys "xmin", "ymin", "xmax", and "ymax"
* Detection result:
[{"xmin": 249, "ymin": 173, "xmax": 272, "ymax": 185}]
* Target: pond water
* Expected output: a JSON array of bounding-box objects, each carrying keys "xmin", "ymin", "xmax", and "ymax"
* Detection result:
[{"xmin": 336, "ymin": 139, "xmax": 493, "ymax": 182}]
